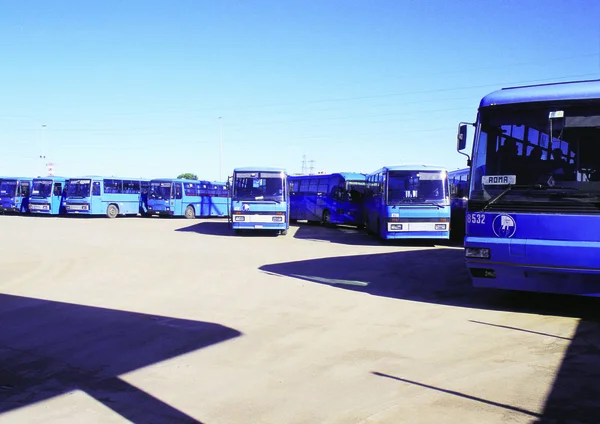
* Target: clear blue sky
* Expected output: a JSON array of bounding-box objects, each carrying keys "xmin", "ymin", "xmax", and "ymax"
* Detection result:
[{"xmin": 1, "ymin": 0, "xmax": 599, "ymax": 180}]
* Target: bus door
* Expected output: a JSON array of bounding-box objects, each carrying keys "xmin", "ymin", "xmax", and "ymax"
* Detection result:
[
  {"xmin": 315, "ymin": 177, "xmax": 329, "ymax": 219},
  {"xmin": 52, "ymin": 181, "xmax": 64, "ymax": 214},
  {"xmin": 90, "ymin": 180, "xmax": 103, "ymax": 213},
  {"xmin": 17, "ymin": 180, "xmax": 31, "ymax": 212},
  {"xmin": 172, "ymin": 182, "xmax": 183, "ymax": 214},
  {"xmin": 289, "ymin": 179, "xmax": 299, "ymax": 219},
  {"xmin": 297, "ymin": 179, "xmax": 309, "ymax": 220},
  {"xmin": 306, "ymin": 178, "xmax": 319, "ymax": 220}
]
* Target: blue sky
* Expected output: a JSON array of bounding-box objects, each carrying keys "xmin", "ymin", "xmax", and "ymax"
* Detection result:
[{"xmin": 1, "ymin": 0, "xmax": 599, "ymax": 180}]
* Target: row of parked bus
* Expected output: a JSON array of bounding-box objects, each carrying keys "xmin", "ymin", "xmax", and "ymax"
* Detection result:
[
  {"xmin": 1, "ymin": 166, "xmax": 470, "ymax": 239},
  {"xmin": 0, "ymin": 176, "xmax": 230, "ymax": 219},
  {"xmin": 227, "ymin": 165, "xmax": 470, "ymax": 239}
]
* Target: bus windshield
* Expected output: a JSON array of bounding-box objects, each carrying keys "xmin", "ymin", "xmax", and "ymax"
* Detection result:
[
  {"xmin": 0, "ymin": 180, "xmax": 17, "ymax": 198},
  {"xmin": 470, "ymin": 103, "xmax": 600, "ymax": 209},
  {"xmin": 67, "ymin": 179, "xmax": 91, "ymax": 198},
  {"xmin": 149, "ymin": 182, "xmax": 171, "ymax": 200},
  {"xmin": 387, "ymin": 171, "xmax": 447, "ymax": 205},
  {"xmin": 234, "ymin": 172, "xmax": 284, "ymax": 202},
  {"xmin": 32, "ymin": 180, "xmax": 53, "ymax": 197}
]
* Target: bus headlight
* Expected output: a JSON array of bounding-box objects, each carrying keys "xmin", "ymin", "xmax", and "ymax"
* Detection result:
[
  {"xmin": 272, "ymin": 216, "xmax": 283, "ymax": 222},
  {"xmin": 465, "ymin": 247, "xmax": 490, "ymax": 259},
  {"xmin": 390, "ymin": 224, "xmax": 403, "ymax": 230},
  {"xmin": 435, "ymin": 224, "xmax": 447, "ymax": 230},
  {"xmin": 234, "ymin": 216, "xmax": 245, "ymax": 221}
]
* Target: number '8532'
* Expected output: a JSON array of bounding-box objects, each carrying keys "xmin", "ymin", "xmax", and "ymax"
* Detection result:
[{"xmin": 467, "ymin": 213, "xmax": 486, "ymax": 224}]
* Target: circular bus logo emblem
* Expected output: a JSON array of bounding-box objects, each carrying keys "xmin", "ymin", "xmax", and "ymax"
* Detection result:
[
  {"xmin": 242, "ymin": 203, "xmax": 250, "ymax": 211},
  {"xmin": 492, "ymin": 214, "xmax": 516, "ymax": 238}
]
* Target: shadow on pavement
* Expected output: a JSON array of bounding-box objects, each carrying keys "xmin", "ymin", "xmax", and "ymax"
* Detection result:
[
  {"xmin": 0, "ymin": 294, "xmax": 242, "ymax": 423},
  {"xmin": 260, "ymin": 249, "xmax": 600, "ymax": 422}
]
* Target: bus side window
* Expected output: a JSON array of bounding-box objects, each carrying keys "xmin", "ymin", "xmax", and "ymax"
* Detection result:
[
  {"xmin": 92, "ymin": 182, "xmax": 101, "ymax": 196},
  {"xmin": 53, "ymin": 183, "xmax": 62, "ymax": 196},
  {"xmin": 175, "ymin": 183, "xmax": 182, "ymax": 199}
]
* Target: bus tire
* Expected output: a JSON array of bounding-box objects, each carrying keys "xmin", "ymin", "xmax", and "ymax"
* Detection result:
[
  {"xmin": 184, "ymin": 205, "xmax": 196, "ymax": 219},
  {"xmin": 107, "ymin": 204, "xmax": 119, "ymax": 219},
  {"xmin": 322, "ymin": 210, "xmax": 331, "ymax": 226},
  {"xmin": 280, "ymin": 229, "xmax": 288, "ymax": 235}
]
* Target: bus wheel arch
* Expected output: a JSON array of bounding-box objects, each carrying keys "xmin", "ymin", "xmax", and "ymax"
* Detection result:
[
  {"xmin": 184, "ymin": 205, "xmax": 196, "ymax": 219},
  {"xmin": 106, "ymin": 204, "xmax": 119, "ymax": 219}
]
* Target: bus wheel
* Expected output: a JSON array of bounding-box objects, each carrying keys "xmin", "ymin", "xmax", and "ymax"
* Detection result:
[
  {"xmin": 107, "ymin": 204, "xmax": 119, "ymax": 219},
  {"xmin": 280, "ymin": 229, "xmax": 288, "ymax": 235},
  {"xmin": 184, "ymin": 205, "xmax": 196, "ymax": 219},
  {"xmin": 322, "ymin": 210, "xmax": 331, "ymax": 226}
]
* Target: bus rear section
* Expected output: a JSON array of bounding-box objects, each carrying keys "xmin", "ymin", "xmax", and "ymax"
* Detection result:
[
  {"xmin": 199, "ymin": 181, "xmax": 230, "ymax": 217},
  {"xmin": 457, "ymin": 79, "xmax": 600, "ymax": 296},
  {"xmin": 0, "ymin": 177, "xmax": 32, "ymax": 214},
  {"xmin": 29, "ymin": 177, "xmax": 68, "ymax": 215},
  {"xmin": 289, "ymin": 172, "xmax": 366, "ymax": 227},
  {"xmin": 364, "ymin": 166, "xmax": 451, "ymax": 240},
  {"xmin": 66, "ymin": 177, "xmax": 145, "ymax": 218},
  {"xmin": 230, "ymin": 168, "xmax": 289, "ymax": 235}
]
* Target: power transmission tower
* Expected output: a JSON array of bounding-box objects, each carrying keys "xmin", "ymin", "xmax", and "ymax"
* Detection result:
[
  {"xmin": 308, "ymin": 159, "xmax": 315, "ymax": 175},
  {"xmin": 301, "ymin": 155, "xmax": 307, "ymax": 174}
]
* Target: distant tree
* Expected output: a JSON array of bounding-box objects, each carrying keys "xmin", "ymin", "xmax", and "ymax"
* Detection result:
[{"xmin": 177, "ymin": 173, "xmax": 197, "ymax": 180}]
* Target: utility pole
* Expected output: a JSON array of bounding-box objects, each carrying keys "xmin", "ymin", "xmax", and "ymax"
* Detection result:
[
  {"xmin": 218, "ymin": 117, "xmax": 223, "ymax": 182},
  {"xmin": 41, "ymin": 124, "xmax": 47, "ymax": 176}
]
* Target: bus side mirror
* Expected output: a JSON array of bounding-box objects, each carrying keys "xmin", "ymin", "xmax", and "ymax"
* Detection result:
[{"xmin": 457, "ymin": 124, "xmax": 468, "ymax": 151}]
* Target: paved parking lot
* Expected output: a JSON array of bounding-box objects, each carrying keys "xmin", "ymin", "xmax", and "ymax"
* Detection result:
[{"xmin": 0, "ymin": 216, "xmax": 599, "ymax": 423}]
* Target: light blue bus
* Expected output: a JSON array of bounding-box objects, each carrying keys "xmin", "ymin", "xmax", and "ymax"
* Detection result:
[
  {"xmin": 457, "ymin": 78, "xmax": 600, "ymax": 296},
  {"xmin": 65, "ymin": 176, "xmax": 149, "ymax": 218},
  {"xmin": 289, "ymin": 172, "xmax": 366, "ymax": 227},
  {"xmin": 448, "ymin": 167, "xmax": 470, "ymax": 239},
  {"xmin": 0, "ymin": 177, "xmax": 33, "ymax": 214},
  {"xmin": 29, "ymin": 176, "xmax": 69, "ymax": 215},
  {"xmin": 229, "ymin": 167, "xmax": 289, "ymax": 235},
  {"xmin": 147, "ymin": 179, "xmax": 231, "ymax": 218},
  {"xmin": 363, "ymin": 165, "xmax": 451, "ymax": 240}
]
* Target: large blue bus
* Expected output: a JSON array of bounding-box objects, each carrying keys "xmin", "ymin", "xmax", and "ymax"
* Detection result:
[
  {"xmin": 29, "ymin": 176, "xmax": 69, "ymax": 215},
  {"xmin": 147, "ymin": 179, "xmax": 230, "ymax": 218},
  {"xmin": 363, "ymin": 165, "xmax": 451, "ymax": 240},
  {"xmin": 448, "ymin": 167, "xmax": 470, "ymax": 239},
  {"xmin": 457, "ymin": 79, "xmax": 600, "ymax": 295},
  {"xmin": 65, "ymin": 176, "xmax": 148, "ymax": 218},
  {"xmin": 289, "ymin": 172, "xmax": 366, "ymax": 227},
  {"xmin": 0, "ymin": 177, "xmax": 33, "ymax": 213},
  {"xmin": 229, "ymin": 167, "xmax": 289, "ymax": 235}
]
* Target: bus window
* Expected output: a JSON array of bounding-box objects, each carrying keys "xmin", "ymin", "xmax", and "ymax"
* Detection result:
[
  {"xmin": 317, "ymin": 178, "xmax": 328, "ymax": 195},
  {"xmin": 174, "ymin": 183, "xmax": 182, "ymax": 199},
  {"xmin": 92, "ymin": 182, "xmax": 101, "ymax": 196},
  {"xmin": 104, "ymin": 179, "xmax": 122, "ymax": 194}
]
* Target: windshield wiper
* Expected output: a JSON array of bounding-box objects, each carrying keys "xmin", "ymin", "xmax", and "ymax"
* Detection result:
[
  {"xmin": 424, "ymin": 201, "xmax": 445, "ymax": 209},
  {"xmin": 482, "ymin": 184, "xmax": 579, "ymax": 211}
]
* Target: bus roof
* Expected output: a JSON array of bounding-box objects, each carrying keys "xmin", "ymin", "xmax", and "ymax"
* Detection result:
[
  {"xmin": 448, "ymin": 167, "xmax": 469, "ymax": 176},
  {"xmin": 70, "ymin": 176, "xmax": 150, "ymax": 180},
  {"xmin": 480, "ymin": 79, "xmax": 600, "ymax": 108},
  {"xmin": 289, "ymin": 172, "xmax": 366, "ymax": 181},
  {"xmin": 33, "ymin": 176, "xmax": 69, "ymax": 180},
  {"xmin": 0, "ymin": 177, "xmax": 33, "ymax": 181},
  {"xmin": 371, "ymin": 164, "xmax": 448, "ymax": 173},
  {"xmin": 233, "ymin": 166, "xmax": 286, "ymax": 173}
]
